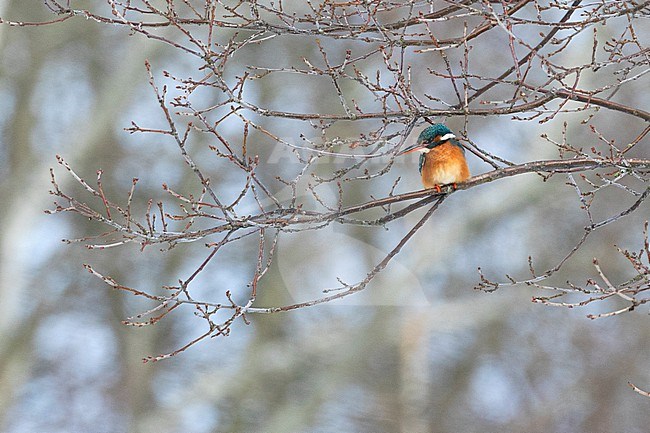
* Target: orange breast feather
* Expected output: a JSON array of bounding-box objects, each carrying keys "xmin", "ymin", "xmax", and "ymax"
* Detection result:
[{"xmin": 420, "ymin": 142, "xmax": 470, "ymax": 189}]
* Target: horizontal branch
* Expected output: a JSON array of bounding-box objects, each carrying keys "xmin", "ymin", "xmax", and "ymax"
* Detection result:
[
  {"xmin": 147, "ymin": 157, "xmax": 650, "ymax": 240},
  {"xmin": 247, "ymin": 89, "xmax": 648, "ymax": 121},
  {"xmin": 333, "ymin": 157, "xmax": 650, "ymax": 220},
  {"xmin": 548, "ymin": 89, "xmax": 650, "ymax": 122}
]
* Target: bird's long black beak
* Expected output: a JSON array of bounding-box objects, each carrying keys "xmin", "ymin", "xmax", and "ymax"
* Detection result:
[{"xmin": 396, "ymin": 143, "xmax": 425, "ymax": 156}]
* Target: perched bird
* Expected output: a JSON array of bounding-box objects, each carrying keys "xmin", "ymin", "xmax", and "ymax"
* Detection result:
[{"xmin": 397, "ymin": 124, "xmax": 470, "ymax": 191}]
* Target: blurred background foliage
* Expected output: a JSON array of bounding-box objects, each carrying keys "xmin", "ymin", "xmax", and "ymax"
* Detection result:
[{"xmin": 0, "ymin": 1, "xmax": 649, "ymax": 432}]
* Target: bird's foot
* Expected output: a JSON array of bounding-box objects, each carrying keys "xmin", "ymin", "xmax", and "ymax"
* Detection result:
[
  {"xmin": 430, "ymin": 183, "xmax": 460, "ymax": 193},
  {"xmin": 435, "ymin": 183, "xmax": 459, "ymax": 193}
]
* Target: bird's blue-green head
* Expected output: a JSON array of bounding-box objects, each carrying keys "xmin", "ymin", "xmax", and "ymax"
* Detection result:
[
  {"xmin": 417, "ymin": 124, "xmax": 454, "ymax": 146},
  {"xmin": 397, "ymin": 123, "xmax": 457, "ymax": 155}
]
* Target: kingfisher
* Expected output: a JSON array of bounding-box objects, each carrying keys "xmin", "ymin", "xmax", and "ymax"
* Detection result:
[{"xmin": 397, "ymin": 124, "xmax": 470, "ymax": 192}]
